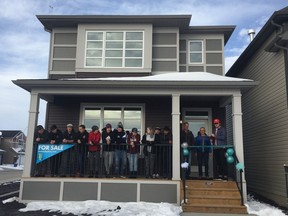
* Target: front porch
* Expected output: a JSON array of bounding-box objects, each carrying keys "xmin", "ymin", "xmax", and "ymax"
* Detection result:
[{"xmin": 13, "ymin": 72, "xmax": 256, "ymax": 206}]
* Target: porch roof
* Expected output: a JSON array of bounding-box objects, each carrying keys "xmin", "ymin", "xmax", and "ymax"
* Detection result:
[{"xmin": 13, "ymin": 72, "xmax": 257, "ymax": 93}]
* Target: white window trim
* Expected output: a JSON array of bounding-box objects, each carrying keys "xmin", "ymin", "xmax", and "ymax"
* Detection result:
[
  {"xmin": 79, "ymin": 103, "xmax": 146, "ymax": 136},
  {"xmin": 85, "ymin": 31, "xmax": 144, "ymax": 69},
  {"xmin": 188, "ymin": 40, "xmax": 203, "ymax": 64}
]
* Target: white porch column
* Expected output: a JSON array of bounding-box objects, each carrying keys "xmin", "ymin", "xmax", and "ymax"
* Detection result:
[
  {"xmin": 172, "ymin": 94, "xmax": 181, "ymax": 180},
  {"xmin": 232, "ymin": 92, "xmax": 247, "ymax": 203},
  {"xmin": 22, "ymin": 92, "xmax": 40, "ymax": 177}
]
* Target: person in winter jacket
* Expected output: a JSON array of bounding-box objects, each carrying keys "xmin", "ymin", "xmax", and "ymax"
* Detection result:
[
  {"xmin": 195, "ymin": 127, "xmax": 211, "ymax": 179},
  {"xmin": 48, "ymin": 124, "xmax": 63, "ymax": 177},
  {"xmin": 160, "ymin": 126, "xmax": 173, "ymax": 179},
  {"xmin": 60, "ymin": 124, "xmax": 77, "ymax": 177},
  {"xmin": 114, "ymin": 122, "xmax": 127, "ymax": 177},
  {"xmin": 102, "ymin": 123, "xmax": 115, "ymax": 177},
  {"xmin": 88, "ymin": 125, "xmax": 101, "ymax": 178},
  {"xmin": 34, "ymin": 125, "xmax": 49, "ymax": 177},
  {"xmin": 76, "ymin": 125, "xmax": 89, "ymax": 177},
  {"xmin": 142, "ymin": 127, "xmax": 161, "ymax": 178},
  {"xmin": 127, "ymin": 128, "xmax": 140, "ymax": 178}
]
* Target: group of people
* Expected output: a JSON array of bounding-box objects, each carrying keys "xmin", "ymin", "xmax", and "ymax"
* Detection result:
[
  {"xmin": 181, "ymin": 119, "xmax": 227, "ymax": 179},
  {"xmin": 34, "ymin": 122, "xmax": 172, "ymax": 179},
  {"xmin": 34, "ymin": 118, "xmax": 227, "ymax": 179}
]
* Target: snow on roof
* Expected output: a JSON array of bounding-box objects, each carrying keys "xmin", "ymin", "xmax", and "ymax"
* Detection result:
[{"xmin": 67, "ymin": 72, "xmax": 253, "ymax": 82}]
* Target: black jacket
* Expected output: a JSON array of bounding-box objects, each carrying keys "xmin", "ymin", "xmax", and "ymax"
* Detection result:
[
  {"xmin": 180, "ymin": 130, "xmax": 195, "ymax": 146},
  {"xmin": 142, "ymin": 134, "xmax": 161, "ymax": 155},
  {"xmin": 102, "ymin": 130, "xmax": 115, "ymax": 152},
  {"xmin": 76, "ymin": 130, "xmax": 89, "ymax": 153},
  {"xmin": 63, "ymin": 130, "xmax": 77, "ymax": 142},
  {"xmin": 48, "ymin": 129, "xmax": 63, "ymax": 144},
  {"xmin": 114, "ymin": 129, "xmax": 127, "ymax": 151},
  {"xmin": 34, "ymin": 129, "xmax": 49, "ymax": 144}
]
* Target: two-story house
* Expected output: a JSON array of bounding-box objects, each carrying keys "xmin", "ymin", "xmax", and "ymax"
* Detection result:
[
  {"xmin": 226, "ymin": 7, "xmax": 288, "ymax": 209},
  {"xmin": 14, "ymin": 15, "xmax": 256, "ymax": 214}
]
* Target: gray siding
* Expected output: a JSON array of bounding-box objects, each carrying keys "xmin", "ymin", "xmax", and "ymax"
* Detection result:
[{"xmin": 232, "ymin": 33, "xmax": 288, "ymax": 207}]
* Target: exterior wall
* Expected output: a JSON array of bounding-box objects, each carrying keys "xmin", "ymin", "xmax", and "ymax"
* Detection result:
[
  {"xmin": 232, "ymin": 33, "xmax": 288, "ymax": 207},
  {"xmin": 49, "ymin": 28, "xmax": 78, "ymax": 78},
  {"xmin": 46, "ymin": 96, "xmax": 172, "ymax": 133},
  {"xmin": 179, "ymin": 34, "xmax": 224, "ymax": 75},
  {"xmin": 152, "ymin": 28, "xmax": 179, "ymax": 74}
]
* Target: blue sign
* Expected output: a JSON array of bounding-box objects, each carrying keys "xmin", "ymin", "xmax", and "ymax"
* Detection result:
[{"xmin": 36, "ymin": 144, "xmax": 75, "ymax": 164}]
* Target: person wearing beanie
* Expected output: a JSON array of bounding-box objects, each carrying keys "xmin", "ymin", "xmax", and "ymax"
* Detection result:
[
  {"xmin": 102, "ymin": 123, "xmax": 115, "ymax": 178},
  {"xmin": 114, "ymin": 122, "xmax": 127, "ymax": 178},
  {"xmin": 211, "ymin": 118, "xmax": 227, "ymax": 179},
  {"xmin": 88, "ymin": 125, "xmax": 101, "ymax": 178},
  {"xmin": 48, "ymin": 125, "xmax": 63, "ymax": 177},
  {"xmin": 60, "ymin": 124, "xmax": 77, "ymax": 177},
  {"xmin": 33, "ymin": 125, "xmax": 49, "ymax": 177},
  {"xmin": 75, "ymin": 124, "xmax": 89, "ymax": 177},
  {"xmin": 127, "ymin": 128, "xmax": 140, "ymax": 178}
]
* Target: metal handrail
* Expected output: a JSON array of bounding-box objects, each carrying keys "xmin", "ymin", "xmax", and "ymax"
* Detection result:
[{"xmin": 181, "ymin": 145, "xmax": 244, "ymax": 206}]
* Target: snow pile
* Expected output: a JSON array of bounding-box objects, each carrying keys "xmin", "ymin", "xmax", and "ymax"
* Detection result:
[
  {"xmin": 0, "ymin": 164, "xmax": 24, "ymax": 170},
  {"xmin": 2, "ymin": 197, "xmax": 18, "ymax": 204},
  {"xmin": 19, "ymin": 200, "xmax": 182, "ymax": 216},
  {"xmin": 0, "ymin": 167, "xmax": 4, "ymax": 171},
  {"xmin": 246, "ymin": 195, "xmax": 287, "ymax": 216}
]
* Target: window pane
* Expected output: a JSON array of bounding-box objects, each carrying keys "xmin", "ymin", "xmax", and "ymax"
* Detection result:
[
  {"xmin": 105, "ymin": 59, "xmax": 122, "ymax": 67},
  {"xmin": 124, "ymin": 110, "xmax": 141, "ymax": 119},
  {"xmin": 86, "ymin": 58, "xmax": 102, "ymax": 66},
  {"xmin": 124, "ymin": 119, "xmax": 141, "ymax": 131},
  {"xmin": 86, "ymin": 50, "xmax": 102, "ymax": 57},
  {"xmin": 106, "ymin": 32, "xmax": 123, "ymax": 40},
  {"xmin": 125, "ymin": 50, "xmax": 142, "ymax": 57},
  {"xmin": 126, "ymin": 42, "xmax": 143, "ymax": 49},
  {"xmin": 106, "ymin": 42, "xmax": 123, "ymax": 49},
  {"xmin": 105, "ymin": 50, "xmax": 123, "ymax": 57},
  {"xmin": 126, "ymin": 32, "xmax": 143, "ymax": 40},
  {"xmin": 104, "ymin": 110, "xmax": 121, "ymax": 119},
  {"xmin": 84, "ymin": 119, "xmax": 101, "ymax": 131},
  {"xmin": 87, "ymin": 32, "xmax": 103, "ymax": 40},
  {"xmin": 190, "ymin": 42, "xmax": 202, "ymax": 51},
  {"xmin": 87, "ymin": 41, "xmax": 103, "ymax": 48},
  {"xmin": 125, "ymin": 59, "xmax": 142, "ymax": 67},
  {"xmin": 190, "ymin": 53, "xmax": 202, "ymax": 63},
  {"xmin": 85, "ymin": 109, "xmax": 101, "ymax": 118}
]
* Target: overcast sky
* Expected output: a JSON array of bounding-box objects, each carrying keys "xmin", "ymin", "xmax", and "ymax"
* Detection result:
[{"xmin": 0, "ymin": 0, "xmax": 287, "ymax": 133}]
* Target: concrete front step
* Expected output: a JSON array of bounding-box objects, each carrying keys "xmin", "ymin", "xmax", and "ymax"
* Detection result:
[
  {"xmin": 181, "ymin": 213, "xmax": 256, "ymax": 216},
  {"xmin": 181, "ymin": 180, "xmax": 237, "ymax": 189},
  {"xmin": 182, "ymin": 204, "xmax": 248, "ymax": 214},
  {"xmin": 182, "ymin": 187, "xmax": 241, "ymax": 197}
]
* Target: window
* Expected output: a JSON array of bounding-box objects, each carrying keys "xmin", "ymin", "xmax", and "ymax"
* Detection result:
[
  {"xmin": 85, "ymin": 31, "xmax": 144, "ymax": 68},
  {"xmin": 82, "ymin": 106, "xmax": 143, "ymax": 133},
  {"xmin": 189, "ymin": 41, "xmax": 203, "ymax": 64}
]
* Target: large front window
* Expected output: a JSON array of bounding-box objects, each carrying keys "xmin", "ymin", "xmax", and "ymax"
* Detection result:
[
  {"xmin": 85, "ymin": 31, "xmax": 144, "ymax": 68},
  {"xmin": 82, "ymin": 105, "xmax": 143, "ymax": 133}
]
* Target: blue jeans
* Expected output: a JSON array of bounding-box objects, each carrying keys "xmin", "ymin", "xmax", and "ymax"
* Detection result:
[
  {"xmin": 128, "ymin": 153, "xmax": 138, "ymax": 172},
  {"xmin": 114, "ymin": 150, "xmax": 127, "ymax": 175}
]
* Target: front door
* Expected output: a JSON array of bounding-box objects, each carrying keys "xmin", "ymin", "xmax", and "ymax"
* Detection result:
[{"xmin": 182, "ymin": 109, "xmax": 213, "ymax": 178}]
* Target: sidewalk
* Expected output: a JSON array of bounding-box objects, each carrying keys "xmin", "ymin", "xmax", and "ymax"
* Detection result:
[{"xmin": 181, "ymin": 213, "xmax": 256, "ymax": 216}]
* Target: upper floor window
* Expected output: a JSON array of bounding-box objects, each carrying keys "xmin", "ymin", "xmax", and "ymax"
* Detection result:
[
  {"xmin": 85, "ymin": 31, "xmax": 144, "ymax": 68},
  {"xmin": 189, "ymin": 40, "xmax": 203, "ymax": 64}
]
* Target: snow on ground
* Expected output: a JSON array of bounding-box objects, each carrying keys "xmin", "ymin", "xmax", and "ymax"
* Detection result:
[
  {"xmin": 246, "ymin": 195, "xmax": 287, "ymax": 216},
  {"xmin": 0, "ymin": 164, "xmax": 23, "ymax": 170},
  {"xmin": 18, "ymin": 200, "xmax": 182, "ymax": 216}
]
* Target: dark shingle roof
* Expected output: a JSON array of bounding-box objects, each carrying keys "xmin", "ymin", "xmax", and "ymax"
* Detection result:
[{"xmin": 0, "ymin": 130, "xmax": 23, "ymax": 138}]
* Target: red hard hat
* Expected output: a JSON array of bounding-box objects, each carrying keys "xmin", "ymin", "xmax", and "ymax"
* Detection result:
[{"xmin": 213, "ymin": 118, "xmax": 220, "ymax": 124}]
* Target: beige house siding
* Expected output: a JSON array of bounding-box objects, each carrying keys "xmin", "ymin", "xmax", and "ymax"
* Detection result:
[{"xmin": 233, "ymin": 34, "xmax": 288, "ymax": 207}]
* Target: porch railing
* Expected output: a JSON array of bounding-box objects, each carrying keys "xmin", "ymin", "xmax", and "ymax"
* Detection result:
[{"xmin": 32, "ymin": 143, "xmax": 172, "ymax": 179}]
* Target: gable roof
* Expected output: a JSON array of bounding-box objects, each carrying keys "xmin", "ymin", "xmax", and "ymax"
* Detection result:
[
  {"xmin": 0, "ymin": 130, "xmax": 23, "ymax": 138},
  {"xmin": 226, "ymin": 6, "xmax": 288, "ymax": 77}
]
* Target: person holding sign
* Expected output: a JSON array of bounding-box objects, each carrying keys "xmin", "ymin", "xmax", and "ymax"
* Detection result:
[
  {"xmin": 34, "ymin": 125, "xmax": 49, "ymax": 177},
  {"xmin": 48, "ymin": 125, "xmax": 63, "ymax": 177},
  {"xmin": 88, "ymin": 125, "xmax": 101, "ymax": 178}
]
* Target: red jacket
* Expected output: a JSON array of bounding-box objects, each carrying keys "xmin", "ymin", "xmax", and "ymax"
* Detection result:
[
  {"xmin": 127, "ymin": 133, "xmax": 140, "ymax": 154},
  {"xmin": 88, "ymin": 131, "xmax": 101, "ymax": 152}
]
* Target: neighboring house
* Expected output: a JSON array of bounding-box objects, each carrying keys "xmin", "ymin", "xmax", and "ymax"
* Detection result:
[
  {"xmin": 226, "ymin": 6, "xmax": 288, "ymax": 209},
  {"xmin": 0, "ymin": 130, "xmax": 26, "ymax": 165},
  {"xmin": 13, "ymin": 14, "xmax": 257, "ymax": 213}
]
